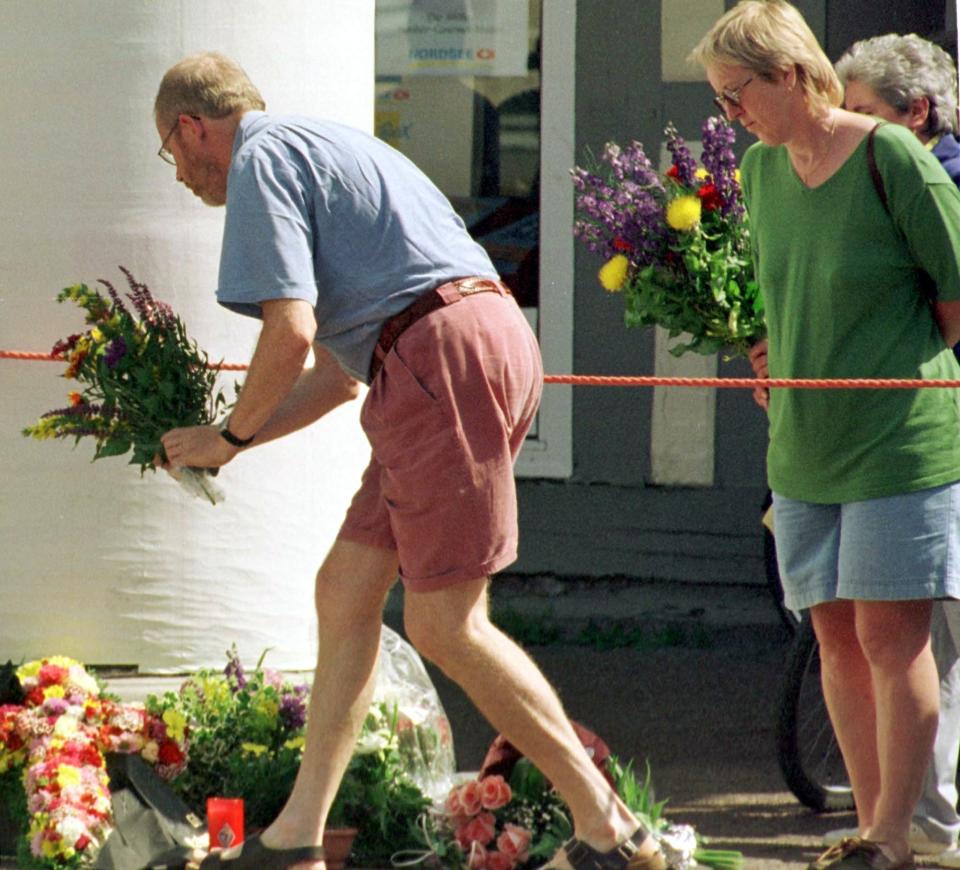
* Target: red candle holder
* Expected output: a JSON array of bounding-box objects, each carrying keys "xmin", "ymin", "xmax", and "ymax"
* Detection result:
[{"xmin": 206, "ymin": 797, "xmax": 244, "ymax": 850}]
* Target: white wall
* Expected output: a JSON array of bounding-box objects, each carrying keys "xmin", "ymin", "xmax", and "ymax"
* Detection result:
[{"xmin": 0, "ymin": 1, "xmax": 375, "ymax": 672}]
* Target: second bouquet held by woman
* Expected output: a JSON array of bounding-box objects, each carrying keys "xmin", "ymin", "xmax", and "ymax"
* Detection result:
[{"xmin": 572, "ymin": 116, "xmax": 763, "ymax": 358}]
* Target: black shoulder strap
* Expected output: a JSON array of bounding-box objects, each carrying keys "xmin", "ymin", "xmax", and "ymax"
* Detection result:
[{"xmin": 866, "ymin": 123, "xmax": 890, "ymax": 215}]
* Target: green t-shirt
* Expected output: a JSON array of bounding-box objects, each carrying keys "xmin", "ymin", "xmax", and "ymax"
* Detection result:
[{"xmin": 741, "ymin": 122, "xmax": 960, "ymax": 503}]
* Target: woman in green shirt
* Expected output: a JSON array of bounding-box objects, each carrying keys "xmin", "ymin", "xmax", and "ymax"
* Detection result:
[{"xmin": 692, "ymin": 3, "xmax": 960, "ymax": 869}]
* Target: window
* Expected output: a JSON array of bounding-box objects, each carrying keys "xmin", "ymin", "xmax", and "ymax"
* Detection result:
[{"xmin": 374, "ymin": 0, "xmax": 574, "ymax": 477}]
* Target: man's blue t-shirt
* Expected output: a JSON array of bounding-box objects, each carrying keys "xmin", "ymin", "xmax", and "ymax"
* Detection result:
[{"xmin": 217, "ymin": 112, "xmax": 498, "ymax": 382}]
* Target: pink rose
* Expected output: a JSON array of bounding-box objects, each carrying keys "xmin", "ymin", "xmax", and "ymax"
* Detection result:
[
  {"xmin": 456, "ymin": 812, "xmax": 497, "ymax": 848},
  {"xmin": 497, "ymin": 823, "xmax": 531, "ymax": 863},
  {"xmin": 479, "ymin": 775, "xmax": 511, "ymax": 810},
  {"xmin": 466, "ymin": 841, "xmax": 488, "ymax": 869},
  {"xmin": 445, "ymin": 787, "xmax": 465, "ymax": 819},
  {"xmin": 459, "ymin": 779, "xmax": 483, "ymax": 816},
  {"xmin": 485, "ymin": 850, "xmax": 515, "ymax": 870}
]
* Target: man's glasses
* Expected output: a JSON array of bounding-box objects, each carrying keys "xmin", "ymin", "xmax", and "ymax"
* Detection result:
[
  {"xmin": 713, "ymin": 76, "xmax": 754, "ymax": 112},
  {"xmin": 157, "ymin": 115, "xmax": 200, "ymax": 165}
]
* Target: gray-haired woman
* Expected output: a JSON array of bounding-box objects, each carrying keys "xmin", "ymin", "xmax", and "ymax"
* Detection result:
[{"xmin": 836, "ymin": 33, "xmax": 960, "ymax": 183}]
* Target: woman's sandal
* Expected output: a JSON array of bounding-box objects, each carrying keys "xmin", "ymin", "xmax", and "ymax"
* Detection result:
[
  {"xmin": 198, "ymin": 832, "xmax": 325, "ymax": 869},
  {"xmin": 548, "ymin": 826, "xmax": 668, "ymax": 870}
]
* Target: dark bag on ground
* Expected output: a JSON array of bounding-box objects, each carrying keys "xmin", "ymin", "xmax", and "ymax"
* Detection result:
[{"xmin": 91, "ymin": 753, "xmax": 205, "ymax": 870}]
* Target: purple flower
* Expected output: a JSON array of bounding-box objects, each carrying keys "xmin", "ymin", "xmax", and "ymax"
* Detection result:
[
  {"xmin": 701, "ymin": 116, "xmax": 744, "ymax": 218},
  {"xmin": 279, "ymin": 685, "xmax": 309, "ymax": 732},
  {"xmin": 224, "ymin": 650, "xmax": 246, "ymax": 691},
  {"xmin": 664, "ymin": 124, "xmax": 698, "ymax": 187},
  {"xmin": 104, "ymin": 336, "xmax": 127, "ymax": 369}
]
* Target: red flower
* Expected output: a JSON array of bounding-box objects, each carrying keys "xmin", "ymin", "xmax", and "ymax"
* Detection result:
[
  {"xmin": 666, "ymin": 165, "xmax": 679, "ymax": 179},
  {"xmin": 157, "ymin": 740, "xmax": 184, "ymax": 766},
  {"xmin": 75, "ymin": 835, "xmax": 91, "ymax": 852},
  {"xmin": 38, "ymin": 664, "xmax": 68, "ymax": 688},
  {"xmin": 612, "ymin": 236, "xmax": 634, "ymax": 253},
  {"xmin": 697, "ymin": 183, "xmax": 723, "ymax": 211}
]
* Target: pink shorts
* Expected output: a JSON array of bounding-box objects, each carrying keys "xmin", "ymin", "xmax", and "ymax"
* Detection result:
[{"xmin": 338, "ymin": 291, "xmax": 542, "ymax": 592}]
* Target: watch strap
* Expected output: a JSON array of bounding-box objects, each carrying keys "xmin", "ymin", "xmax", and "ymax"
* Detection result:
[{"xmin": 219, "ymin": 419, "xmax": 255, "ymax": 448}]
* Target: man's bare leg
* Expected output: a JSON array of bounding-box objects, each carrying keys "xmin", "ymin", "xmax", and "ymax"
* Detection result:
[
  {"xmin": 405, "ymin": 577, "xmax": 659, "ymax": 870},
  {"xmin": 251, "ymin": 538, "xmax": 399, "ymax": 870}
]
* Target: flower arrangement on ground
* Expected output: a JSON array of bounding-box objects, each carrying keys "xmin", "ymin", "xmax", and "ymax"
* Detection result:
[
  {"xmin": 572, "ymin": 117, "xmax": 763, "ymax": 358},
  {"xmin": 407, "ymin": 756, "xmax": 742, "ymax": 870},
  {"xmin": 145, "ymin": 646, "xmax": 434, "ymax": 867},
  {"xmin": 0, "ymin": 657, "xmax": 189, "ymax": 869},
  {"xmin": 22, "ymin": 267, "xmax": 231, "ymax": 503}
]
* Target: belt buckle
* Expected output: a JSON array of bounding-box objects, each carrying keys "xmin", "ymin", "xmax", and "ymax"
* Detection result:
[{"xmin": 455, "ymin": 277, "xmax": 493, "ymax": 296}]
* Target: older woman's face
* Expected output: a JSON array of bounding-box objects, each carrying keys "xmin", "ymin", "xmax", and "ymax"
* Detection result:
[
  {"xmin": 706, "ymin": 62, "xmax": 789, "ymax": 145},
  {"xmin": 843, "ymin": 80, "xmax": 911, "ymax": 128}
]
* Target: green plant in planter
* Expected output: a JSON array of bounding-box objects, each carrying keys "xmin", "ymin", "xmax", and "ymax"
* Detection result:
[
  {"xmin": 327, "ymin": 704, "xmax": 431, "ymax": 866},
  {"xmin": 146, "ymin": 649, "xmax": 433, "ymax": 867}
]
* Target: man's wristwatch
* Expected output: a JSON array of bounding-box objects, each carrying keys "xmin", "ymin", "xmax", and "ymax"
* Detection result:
[{"xmin": 218, "ymin": 418, "xmax": 255, "ymax": 448}]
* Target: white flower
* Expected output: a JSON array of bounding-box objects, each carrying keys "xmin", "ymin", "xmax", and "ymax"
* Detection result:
[
  {"xmin": 354, "ymin": 729, "xmax": 391, "ymax": 755},
  {"xmin": 57, "ymin": 815, "xmax": 91, "ymax": 849}
]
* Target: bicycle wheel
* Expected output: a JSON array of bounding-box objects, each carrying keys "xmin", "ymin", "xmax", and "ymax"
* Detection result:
[{"xmin": 775, "ymin": 616, "xmax": 855, "ymax": 811}]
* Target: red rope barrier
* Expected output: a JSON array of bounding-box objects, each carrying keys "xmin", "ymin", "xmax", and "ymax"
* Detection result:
[{"xmin": 6, "ymin": 350, "xmax": 960, "ymax": 388}]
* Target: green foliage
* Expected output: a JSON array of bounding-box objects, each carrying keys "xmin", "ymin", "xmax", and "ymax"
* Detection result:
[
  {"xmin": 329, "ymin": 708, "xmax": 431, "ymax": 866},
  {"xmin": 623, "ymin": 212, "xmax": 764, "ymax": 359},
  {"xmin": 491, "ymin": 607, "xmax": 564, "ymax": 646},
  {"xmin": 22, "ymin": 268, "xmax": 232, "ymax": 476}
]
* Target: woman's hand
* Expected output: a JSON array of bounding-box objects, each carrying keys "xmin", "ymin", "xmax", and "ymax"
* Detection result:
[{"xmin": 748, "ymin": 338, "xmax": 770, "ymax": 411}]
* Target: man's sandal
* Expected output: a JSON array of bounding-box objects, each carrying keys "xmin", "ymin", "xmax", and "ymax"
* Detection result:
[
  {"xmin": 808, "ymin": 837, "xmax": 916, "ymax": 870},
  {"xmin": 547, "ymin": 826, "xmax": 668, "ymax": 870},
  {"xmin": 198, "ymin": 833, "xmax": 325, "ymax": 869}
]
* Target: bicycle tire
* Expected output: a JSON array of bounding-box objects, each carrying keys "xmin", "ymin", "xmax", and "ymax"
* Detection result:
[{"xmin": 775, "ymin": 617, "xmax": 855, "ymax": 811}]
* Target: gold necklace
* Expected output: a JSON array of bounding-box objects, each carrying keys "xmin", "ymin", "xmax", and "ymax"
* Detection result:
[{"xmin": 796, "ymin": 118, "xmax": 837, "ymax": 186}]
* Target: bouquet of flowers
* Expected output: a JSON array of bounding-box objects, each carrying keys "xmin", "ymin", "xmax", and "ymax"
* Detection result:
[
  {"xmin": 407, "ymin": 756, "xmax": 743, "ymax": 870},
  {"xmin": 572, "ymin": 117, "xmax": 763, "ymax": 358},
  {"xmin": 22, "ymin": 267, "xmax": 231, "ymax": 504},
  {"xmin": 0, "ymin": 656, "xmax": 190, "ymax": 869},
  {"xmin": 146, "ymin": 646, "xmax": 434, "ymax": 866}
]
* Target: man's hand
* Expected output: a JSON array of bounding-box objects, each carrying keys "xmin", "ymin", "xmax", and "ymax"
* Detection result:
[
  {"xmin": 160, "ymin": 424, "xmax": 238, "ymax": 470},
  {"xmin": 748, "ymin": 338, "xmax": 770, "ymax": 411}
]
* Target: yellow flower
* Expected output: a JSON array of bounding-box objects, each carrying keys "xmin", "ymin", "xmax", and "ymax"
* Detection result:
[
  {"xmin": 241, "ymin": 742, "xmax": 269, "ymax": 757},
  {"xmin": 56, "ymin": 764, "xmax": 83, "ymax": 789},
  {"xmin": 695, "ymin": 167, "xmax": 710, "ymax": 181},
  {"xmin": 44, "ymin": 685, "xmax": 66, "ymax": 700},
  {"xmin": 666, "ymin": 195, "xmax": 702, "ymax": 231},
  {"xmin": 735, "ymin": 168, "xmax": 741, "ymax": 183},
  {"xmin": 283, "ymin": 736, "xmax": 306, "ymax": 752},
  {"xmin": 162, "ymin": 708, "xmax": 188, "ymax": 743},
  {"xmin": 90, "ymin": 327, "xmax": 105, "ymax": 343},
  {"xmin": 598, "ymin": 254, "xmax": 630, "ymax": 292}
]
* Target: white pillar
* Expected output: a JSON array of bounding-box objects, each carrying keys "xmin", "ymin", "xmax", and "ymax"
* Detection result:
[{"xmin": 0, "ymin": 1, "xmax": 375, "ymax": 672}]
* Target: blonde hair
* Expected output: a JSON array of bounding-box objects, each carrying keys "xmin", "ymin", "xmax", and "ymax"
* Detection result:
[
  {"xmin": 154, "ymin": 51, "xmax": 265, "ymax": 125},
  {"xmin": 689, "ymin": 0, "xmax": 843, "ymax": 116}
]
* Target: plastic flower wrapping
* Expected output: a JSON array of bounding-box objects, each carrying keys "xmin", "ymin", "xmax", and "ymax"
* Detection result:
[
  {"xmin": 21, "ymin": 267, "xmax": 232, "ymax": 504},
  {"xmin": 572, "ymin": 117, "xmax": 764, "ymax": 358},
  {"xmin": 0, "ymin": 656, "xmax": 189, "ymax": 868}
]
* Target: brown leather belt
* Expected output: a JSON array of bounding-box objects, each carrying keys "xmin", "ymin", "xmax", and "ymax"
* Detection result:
[{"xmin": 369, "ymin": 277, "xmax": 511, "ymax": 381}]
